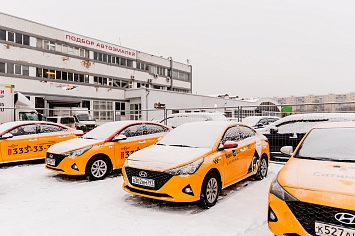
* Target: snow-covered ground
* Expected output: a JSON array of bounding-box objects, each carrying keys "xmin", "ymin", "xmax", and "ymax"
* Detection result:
[{"xmin": 0, "ymin": 161, "xmax": 284, "ymax": 236}]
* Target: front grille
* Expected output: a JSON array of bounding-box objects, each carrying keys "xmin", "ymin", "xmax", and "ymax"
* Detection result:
[
  {"xmin": 125, "ymin": 185, "xmax": 172, "ymax": 198},
  {"xmin": 125, "ymin": 167, "xmax": 173, "ymax": 190},
  {"xmin": 46, "ymin": 152, "xmax": 66, "ymax": 167},
  {"xmin": 286, "ymin": 201, "xmax": 355, "ymax": 235}
]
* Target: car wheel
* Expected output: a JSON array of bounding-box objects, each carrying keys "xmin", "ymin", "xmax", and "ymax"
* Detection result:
[
  {"xmin": 255, "ymin": 157, "xmax": 268, "ymax": 180},
  {"xmin": 199, "ymin": 172, "xmax": 220, "ymax": 209},
  {"xmin": 86, "ymin": 156, "xmax": 110, "ymax": 181}
]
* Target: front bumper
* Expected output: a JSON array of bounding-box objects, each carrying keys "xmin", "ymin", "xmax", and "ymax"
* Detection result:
[
  {"xmin": 122, "ymin": 167, "xmax": 204, "ymax": 203},
  {"xmin": 45, "ymin": 155, "xmax": 85, "ymax": 175}
]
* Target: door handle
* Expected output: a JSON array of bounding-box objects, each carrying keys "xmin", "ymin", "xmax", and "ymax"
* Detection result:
[
  {"xmin": 29, "ymin": 139, "xmax": 37, "ymax": 142},
  {"xmin": 139, "ymin": 140, "xmax": 146, "ymax": 144}
]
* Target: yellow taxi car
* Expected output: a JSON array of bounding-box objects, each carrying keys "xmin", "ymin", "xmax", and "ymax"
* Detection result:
[
  {"xmin": 122, "ymin": 121, "xmax": 270, "ymax": 208},
  {"xmin": 45, "ymin": 121, "xmax": 171, "ymax": 181},
  {"xmin": 0, "ymin": 121, "xmax": 82, "ymax": 164},
  {"xmin": 268, "ymin": 122, "xmax": 355, "ymax": 236}
]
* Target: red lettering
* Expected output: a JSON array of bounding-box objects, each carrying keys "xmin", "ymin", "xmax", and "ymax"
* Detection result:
[
  {"xmin": 121, "ymin": 152, "xmax": 124, "ymax": 159},
  {"xmin": 132, "ymin": 52, "xmax": 136, "ymax": 57},
  {"xmin": 91, "ymin": 41, "xmax": 95, "ymax": 45},
  {"xmin": 108, "ymin": 46, "xmax": 112, "ymax": 51},
  {"xmin": 105, "ymin": 45, "xmax": 109, "ymax": 50},
  {"xmin": 0, "ymin": 90, "xmax": 4, "ymax": 94},
  {"xmin": 70, "ymin": 36, "xmax": 76, "ymax": 41},
  {"xmin": 101, "ymin": 44, "xmax": 104, "ymax": 48},
  {"xmin": 113, "ymin": 47, "xmax": 118, "ymax": 52},
  {"xmin": 76, "ymin": 38, "xmax": 81, "ymax": 43},
  {"xmin": 96, "ymin": 43, "xmax": 101, "ymax": 48},
  {"xmin": 8, "ymin": 149, "xmax": 12, "ymax": 155},
  {"xmin": 66, "ymin": 35, "xmax": 71, "ymax": 40}
]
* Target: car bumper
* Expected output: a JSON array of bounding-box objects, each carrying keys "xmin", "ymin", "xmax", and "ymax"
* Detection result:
[
  {"xmin": 122, "ymin": 167, "xmax": 204, "ymax": 203},
  {"xmin": 268, "ymin": 193, "xmax": 311, "ymax": 236},
  {"xmin": 46, "ymin": 157, "xmax": 85, "ymax": 175}
]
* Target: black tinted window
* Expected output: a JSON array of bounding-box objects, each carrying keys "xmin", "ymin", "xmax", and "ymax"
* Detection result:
[
  {"xmin": 0, "ymin": 29, "xmax": 5, "ymax": 41},
  {"xmin": 39, "ymin": 124, "xmax": 66, "ymax": 133},
  {"xmin": 8, "ymin": 124, "xmax": 37, "ymax": 136},
  {"xmin": 144, "ymin": 124, "xmax": 169, "ymax": 135},
  {"xmin": 120, "ymin": 124, "xmax": 144, "ymax": 138}
]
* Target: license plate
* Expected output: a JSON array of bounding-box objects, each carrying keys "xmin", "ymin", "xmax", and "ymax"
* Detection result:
[
  {"xmin": 315, "ymin": 222, "xmax": 355, "ymax": 236},
  {"xmin": 132, "ymin": 176, "xmax": 155, "ymax": 188},
  {"xmin": 46, "ymin": 158, "xmax": 55, "ymax": 166}
]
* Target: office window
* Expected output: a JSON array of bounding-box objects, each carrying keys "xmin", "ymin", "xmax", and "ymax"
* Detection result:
[
  {"xmin": 62, "ymin": 45, "xmax": 68, "ymax": 54},
  {"xmin": 103, "ymin": 54, "xmax": 107, "ymax": 62},
  {"xmin": 149, "ymin": 65, "xmax": 157, "ymax": 74},
  {"xmin": 7, "ymin": 63, "xmax": 14, "ymax": 74},
  {"xmin": 0, "ymin": 62, "xmax": 5, "ymax": 73},
  {"xmin": 15, "ymin": 64, "xmax": 22, "ymax": 75},
  {"xmin": 55, "ymin": 44, "xmax": 62, "ymax": 52},
  {"xmin": 79, "ymin": 74, "xmax": 84, "ymax": 83},
  {"xmin": 84, "ymin": 75, "xmax": 89, "ymax": 83},
  {"xmin": 22, "ymin": 66, "xmax": 29, "ymax": 76},
  {"xmin": 15, "ymin": 33, "xmax": 22, "ymax": 44},
  {"xmin": 62, "ymin": 71, "xmax": 68, "ymax": 80},
  {"xmin": 43, "ymin": 69, "xmax": 49, "ymax": 78},
  {"xmin": 94, "ymin": 52, "xmax": 98, "ymax": 60},
  {"xmin": 36, "ymin": 39, "xmax": 42, "ymax": 48},
  {"xmin": 68, "ymin": 72, "xmax": 73, "ymax": 81},
  {"xmin": 56, "ymin": 71, "xmax": 61, "ymax": 80},
  {"xmin": 36, "ymin": 67, "xmax": 43, "ymax": 77},
  {"xmin": 23, "ymin": 35, "xmax": 30, "ymax": 46},
  {"xmin": 121, "ymin": 58, "xmax": 126, "ymax": 66},
  {"xmin": 0, "ymin": 29, "xmax": 6, "ymax": 41},
  {"xmin": 74, "ymin": 73, "xmax": 79, "ymax": 82},
  {"xmin": 116, "ymin": 57, "xmax": 120, "ymax": 65},
  {"xmin": 49, "ymin": 70, "xmax": 55, "ymax": 79},
  {"xmin": 107, "ymin": 55, "xmax": 111, "ymax": 63},
  {"xmin": 7, "ymin": 32, "xmax": 14, "ymax": 42},
  {"xmin": 79, "ymin": 48, "xmax": 85, "ymax": 57},
  {"xmin": 127, "ymin": 60, "xmax": 133, "ymax": 67},
  {"xmin": 98, "ymin": 53, "xmax": 103, "ymax": 61}
]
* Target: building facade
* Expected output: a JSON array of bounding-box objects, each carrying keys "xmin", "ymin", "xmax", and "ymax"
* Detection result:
[{"xmin": 0, "ymin": 12, "xmax": 192, "ymax": 124}]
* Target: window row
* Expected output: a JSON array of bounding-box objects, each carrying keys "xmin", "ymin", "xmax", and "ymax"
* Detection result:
[
  {"xmin": 172, "ymin": 71, "xmax": 189, "ymax": 81},
  {"xmin": 36, "ymin": 39, "xmax": 89, "ymax": 58},
  {"xmin": 136, "ymin": 62, "xmax": 166, "ymax": 76},
  {"xmin": 36, "ymin": 67, "xmax": 89, "ymax": 83},
  {"xmin": 93, "ymin": 76, "xmax": 132, "ymax": 88},
  {"xmin": 0, "ymin": 29, "xmax": 30, "ymax": 46},
  {"xmin": 0, "ymin": 62, "xmax": 29, "ymax": 76},
  {"xmin": 93, "ymin": 52, "xmax": 133, "ymax": 67}
]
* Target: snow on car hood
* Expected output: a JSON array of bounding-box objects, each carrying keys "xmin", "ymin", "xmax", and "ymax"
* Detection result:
[
  {"xmin": 126, "ymin": 145, "xmax": 212, "ymax": 171},
  {"xmin": 279, "ymin": 159, "xmax": 355, "ymax": 197},
  {"xmin": 47, "ymin": 138, "xmax": 103, "ymax": 153}
]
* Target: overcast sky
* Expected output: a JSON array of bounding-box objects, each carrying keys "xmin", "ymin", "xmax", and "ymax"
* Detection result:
[{"xmin": 2, "ymin": 0, "xmax": 355, "ymax": 98}]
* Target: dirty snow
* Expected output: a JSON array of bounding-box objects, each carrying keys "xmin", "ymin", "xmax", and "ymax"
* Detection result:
[{"xmin": 0, "ymin": 161, "xmax": 283, "ymax": 236}]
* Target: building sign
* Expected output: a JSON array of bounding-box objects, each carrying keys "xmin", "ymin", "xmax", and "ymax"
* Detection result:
[
  {"xmin": 64, "ymin": 32, "xmax": 136, "ymax": 59},
  {"xmin": 49, "ymin": 82, "xmax": 79, "ymax": 92},
  {"xmin": 154, "ymin": 103, "xmax": 166, "ymax": 109}
]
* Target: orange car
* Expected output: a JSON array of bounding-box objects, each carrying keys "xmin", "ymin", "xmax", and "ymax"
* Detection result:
[
  {"xmin": 268, "ymin": 122, "xmax": 355, "ymax": 236},
  {"xmin": 122, "ymin": 121, "xmax": 270, "ymax": 208},
  {"xmin": 0, "ymin": 121, "xmax": 82, "ymax": 163},
  {"xmin": 46, "ymin": 121, "xmax": 171, "ymax": 180}
]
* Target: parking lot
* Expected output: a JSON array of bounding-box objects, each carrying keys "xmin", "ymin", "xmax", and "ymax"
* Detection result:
[{"xmin": 0, "ymin": 161, "xmax": 283, "ymax": 236}]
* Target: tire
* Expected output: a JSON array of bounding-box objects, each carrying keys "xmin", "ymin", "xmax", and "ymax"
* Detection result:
[
  {"xmin": 86, "ymin": 156, "xmax": 111, "ymax": 181},
  {"xmin": 255, "ymin": 157, "xmax": 268, "ymax": 180},
  {"xmin": 199, "ymin": 172, "xmax": 220, "ymax": 209}
]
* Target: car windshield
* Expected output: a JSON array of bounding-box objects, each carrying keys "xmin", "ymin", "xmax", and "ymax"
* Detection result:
[
  {"xmin": 82, "ymin": 122, "xmax": 129, "ymax": 140},
  {"xmin": 19, "ymin": 112, "xmax": 39, "ymax": 121},
  {"xmin": 157, "ymin": 123, "xmax": 225, "ymax": 148},
  {"xmin": 76, "ymin": 114, "xmax": 93, "ymax": 121},
  {"xmin": 294, "ymin": 127, "xmax": 355, "ymax": 162},
  {"xmin": 242, "ymin": 117, "xmax": 261, "ymax": 126}
]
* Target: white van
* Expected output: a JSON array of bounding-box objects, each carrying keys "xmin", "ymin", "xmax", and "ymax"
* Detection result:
[
  {"xmin": 160, "ymin": 112, "xmax": 227, "ymax": 128},
  {"xmin": 46, "ymin": 116, "xmax": 76, "ymax": 129}
]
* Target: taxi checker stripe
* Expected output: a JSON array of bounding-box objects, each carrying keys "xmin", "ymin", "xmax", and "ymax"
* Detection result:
[{"xmin": 335, "ymin": 213, "xmax": 355, "ymax": 225}]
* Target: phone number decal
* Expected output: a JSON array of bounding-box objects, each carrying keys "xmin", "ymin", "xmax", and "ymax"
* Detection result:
[{"xmin": 7, "ymin": 144, "xmax": 52, "ymax": 155}]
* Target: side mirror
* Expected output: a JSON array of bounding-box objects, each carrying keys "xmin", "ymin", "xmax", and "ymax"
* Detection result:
[
  {"xmin": 256, "ymin": 123, "xmax": 264, "ymax": 128},
  {"xmin": 112, "ymin": 134, "xmax": 127, "ymax": 142},
  {"xmin": 280, "ymin": 146, "xmax": 293, "ymax": 156},
  {"xmin": 218, "ymin": 141, "xmax": 238, "ymax": 151},
  {"xmin": 270, "ymin": 126, "xmax": 278, "ymax": 134},
  {"xmin": 0, "ymin": 133, "xmax": 13, "ymax": 139}
]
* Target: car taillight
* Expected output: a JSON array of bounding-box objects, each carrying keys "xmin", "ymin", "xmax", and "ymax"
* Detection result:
[{"xmin": 264, "ymin": 139, "xmax": 269, "ymax": 143}]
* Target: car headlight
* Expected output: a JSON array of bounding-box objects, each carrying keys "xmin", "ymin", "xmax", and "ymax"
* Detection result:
[
  {"xmin": 64, "ymin": 146, "xmax": 92, "ymax": 157},
  {"xmin": 166, "ymin": 158, "xmax": 204, "ymax": 176},
  {"xmin": 269, "ymin": 177, "xmax": 298, "ymax": 201}
]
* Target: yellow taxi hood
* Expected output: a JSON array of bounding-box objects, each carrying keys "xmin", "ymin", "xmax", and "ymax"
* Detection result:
[
  {"xmin": 47, "ymin": 138, "xmax": 104, "ymax": 153},
  {"xmin": 279, "ymin": 158, "xmax": 355, "ymax": 196},
  {"xmin": 126, "ymin": 145, "xmax": 212, "ymax": 171}
]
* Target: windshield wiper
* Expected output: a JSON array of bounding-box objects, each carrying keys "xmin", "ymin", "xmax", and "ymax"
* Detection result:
[
  {"xmin": 83, "ymin": 137, "xmax": 96, "ymax": 140},
  {"xmin": 169, "ymin": 144, "xmax": 197, "ymax": 148},
  {"xmin": 156, "ymin": 143, "xmax": 166, "ymax": 146},
  {"xmin": 294, "ymin": 156, "xmax": 355, "ymax": 162}
]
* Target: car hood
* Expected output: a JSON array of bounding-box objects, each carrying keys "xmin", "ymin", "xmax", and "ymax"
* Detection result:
[
  {"xmin": 47, "ymin": 138, "xmax": 103, "ymax": 153},
  {"xmin": 126, "ymin": 145, "xmax": 212, "ymax": 171},
  {"xmin": 279, "ymin": 158, "xmax": 355, "ymax": 197}
]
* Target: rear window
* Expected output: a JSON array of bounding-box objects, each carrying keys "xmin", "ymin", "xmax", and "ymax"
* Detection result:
[
  {"xmin": 295, "ymin": 128, "xmax": 355, "ymax": 162},
  {"xmin": 47, "ymin": 118, "xmax": 58, "ymax": 123}
]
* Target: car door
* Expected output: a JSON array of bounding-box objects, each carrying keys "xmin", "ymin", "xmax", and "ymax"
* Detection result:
[
  {"xmin": 0, "ymin": 124, "xmax": 39, "ymax": 162},
  {"xmin": 37, "ymin": 123, "xmax": 73, "ymax": 158},
  {"xmin": 220, "ymin": 126, "xmax": 246, "ymax": 186},
  {"xmin": 237, "ymin": 126, "xmax": 259, "ymax": 175},
  {"xmin": 113, "ymin": 124, "xmax": 147, "ymax": 168}
]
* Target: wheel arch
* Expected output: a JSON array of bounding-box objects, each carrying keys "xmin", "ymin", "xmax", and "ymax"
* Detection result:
[
  {"xmin": 204, "ymin": 168, "xmax": 222, "ymax": 189},
  {"xmin": 85, "ymin": 153, "xmax": 113, "ymax": 174}
]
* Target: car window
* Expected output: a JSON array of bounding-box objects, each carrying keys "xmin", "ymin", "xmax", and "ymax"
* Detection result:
[
  {"xmin": 221, "ymin": 126, "xmax": 240, "ymax": 144},
  {"xmin": 120, "ymin": 124, "xmax": 144, "ymax": 138},
  {"xmin": 8, "ymin": 124, "xmax": 37, "ymax": 137},
  {"xmin": 61, "ymin": 117, "xmax": 75, "ymax": 124},
  {"xmin": 238, "ymin": 126, "xmax": 256, "ymax": 140},
  {"xmin": 144, "ymin": 124, "xmax": 169, "ymax": 135},
  {"xmin": 39, "ymin": 124, "xmax": 66, "ymax": 133},
  {"xmin": 258, "ymin": 119, "xmax": 268, "ymax": 125},
  {"xmin": 46, "ymin": 118, "xmax": 58, "ymax": 123}
]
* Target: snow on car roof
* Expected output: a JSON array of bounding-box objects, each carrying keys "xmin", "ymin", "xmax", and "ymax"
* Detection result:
[
  {"xmin": 0, "ymin": 121, "xmax": 49, "ymax": 134},
  {"xmin": 313, "ymin": 121, "xmax": 355, "ymax": 129},
  {"xmin": 269, "ymin": 113, "xmax": 355, "ymax": 126}
]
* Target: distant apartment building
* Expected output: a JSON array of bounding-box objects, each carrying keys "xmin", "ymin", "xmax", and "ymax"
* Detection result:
[{"xmin": 273, "ymin": 92, "xmax": 355, "ymax": 113}]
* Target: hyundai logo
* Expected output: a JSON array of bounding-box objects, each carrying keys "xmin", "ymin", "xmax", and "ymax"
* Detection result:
[
  {"xmin": 335, "ymin": 213, "xmax": 355, "ymax": 225},
  {"xmin": 139, "ymin": 171, "xmax": 147, "ymax": 178},
  {"xmin": 49, "ymin": 154, "xmax": 53, "ymax": 158}
]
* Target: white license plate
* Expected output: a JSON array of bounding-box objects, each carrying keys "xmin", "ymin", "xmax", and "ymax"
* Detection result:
[
  {"xmin": 315, "ymin": 222, "xmax": 355, "ymax": 236},
  {"xmin": 46, "ymin": 158, "xmax": 55, "ymax": 166},
  {"xmin": 132, "ymin": 176, "xmax": 155, "ymax": 188}
]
